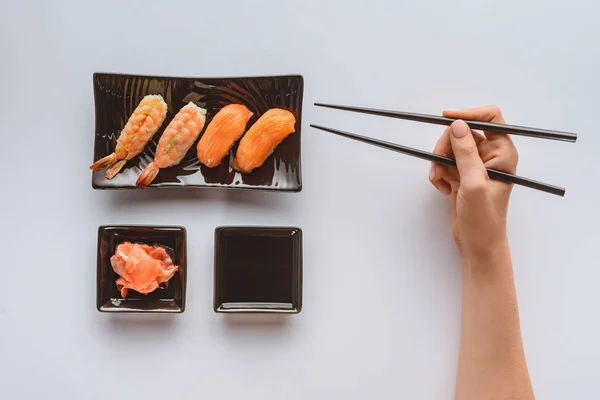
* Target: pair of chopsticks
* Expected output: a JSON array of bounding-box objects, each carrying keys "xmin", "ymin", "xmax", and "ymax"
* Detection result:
[{"xmin": 311, "ymin": 103, "xmax": 576, "ymax": 197}]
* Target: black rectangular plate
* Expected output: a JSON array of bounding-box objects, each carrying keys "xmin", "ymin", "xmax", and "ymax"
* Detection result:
[
  {"xmin": 97, "ymin": 225, "xmax": 187, "ymax": 313},
  {"xmin": 214, "ymin": 226, "xmax": 302, "ymax": 314},
  {"xmin": 91, "ymin": 72, "xmax": 303, "ymax": 191}
]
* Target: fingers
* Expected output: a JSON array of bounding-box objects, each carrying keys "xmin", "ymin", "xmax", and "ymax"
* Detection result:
[
  {"xmin": 433, "ymin": 125, "xmax": 485, "ymax": 158},
  {"xmin": 449, "ymin": 120, "xmax": 488, "ymax": 194},
  {"xmin": 429, "ymin": 162, "xmax": 453, "ymax": 195},
  {"xmin": 430, "ymin": 126, "xmax": 459, "ymax": 196},
  {"xmin": 471, "ymin": 130, "xmax": 486, "ymax": 145},
  {"xmin": 442, "ymin": 105, "xmax": 505, "ymax": 124},
  {"xmin": 433, "ymin": 125, "xmax": 452, "ymax": 157},
  {"xmin": 443, "ymin": 106, "xmax": 518, "ymax": 174},
  {"xmin": 443, "ymin": 106, "xmax": 510, "ymax": 145},
  {"xmin": 477, "ymin": 137, "xmax": 519, "ymax": 174},
  {"xmin": 431, "ymin": 107, "xmax": 520, "ymax": 201},
  {"xmin": 430, "ymin": 126, "xmax": 487, "ymax": 195},
  {"xmin": 429, "ymin": 164, "xmax": 451, "ymax": 195}
]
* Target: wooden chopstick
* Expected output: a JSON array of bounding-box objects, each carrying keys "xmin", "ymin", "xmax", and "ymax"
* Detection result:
[
  {"xmin": 314, "ymin": 103, "xmax": 577, "ymax": 143},
  {"xmin": 310, "ymin": 124, "xmax": 566, "ymax": 197}
]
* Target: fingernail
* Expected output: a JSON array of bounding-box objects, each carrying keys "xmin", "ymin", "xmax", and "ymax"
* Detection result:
[
  {"xmin": 429, "ymin": 163, "xmax": 435, "ymax": 181},
  {"xmin": 452, "ymin": 120, "xmax": 468, "ymax": 138},
  {"xmin": 449, "ymin": 180, "xmax": 460, "ymax": 192},
  {"xmin": 438, "ymin": 183, "xmax": 451, "ymax": 196}
]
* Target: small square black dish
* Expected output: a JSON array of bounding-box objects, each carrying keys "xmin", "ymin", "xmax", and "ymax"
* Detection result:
[
  {"xmin": 97, "ymin": 225, "xmax": 187, "ymax": 313},
  {"xmin": 214, "ymin": 227, "xmax": 302, "ymax": 314},
  {"xmin": 92, "ymin": 72, "xmax": 303, "ymax": 192}
]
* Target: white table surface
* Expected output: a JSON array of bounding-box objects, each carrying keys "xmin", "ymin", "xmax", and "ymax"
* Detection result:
[{"xmin": 1, "ymin": 1, "xmax": 599, "ymax": 398}]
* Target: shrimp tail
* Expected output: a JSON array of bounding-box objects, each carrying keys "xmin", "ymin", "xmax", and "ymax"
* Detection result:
[
  {"xmin": 90, "ymin": 153, "xmax": 118, "ymax": 170},
  {"xmin": 136, "ymin": 163, "xmax": 160, "ymax": 189},
  {"xmin": 105, "ymin": 160, "xmax": 127, "ymax": 180}
]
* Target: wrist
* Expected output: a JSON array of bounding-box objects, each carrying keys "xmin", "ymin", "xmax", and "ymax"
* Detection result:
[{"xmin": 460, "ymin": 238, "xmax": 512, "ymax": 277}]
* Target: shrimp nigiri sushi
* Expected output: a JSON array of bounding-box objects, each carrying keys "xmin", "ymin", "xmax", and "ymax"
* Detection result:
[
  {"xmin": 197, "ymin": 104, "xmax": 253, "ymax": 167},
  {"xmin": 232, "ymin": 108, "xmax": 296, "ymax": 173},
  {"xmin": 90, "ymin": 94, "xmax": 168, "ymax": 179},
  {"xmin": 136, "ymin": 102, "xmax": 207, "ymax": 189}
]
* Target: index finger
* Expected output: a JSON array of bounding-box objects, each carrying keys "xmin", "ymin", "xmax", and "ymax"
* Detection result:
[
  {"xmin": 442, "ymin": 106, "xmax": 505, "ymax": 123},
  {"xmin": 442, "ymin": 105, "xmax": 507, "ymax": 142}
]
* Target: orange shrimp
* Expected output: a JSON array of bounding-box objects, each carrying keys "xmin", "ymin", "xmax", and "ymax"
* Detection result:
[
  {"xmin": 197, "ymin": 104, "xmax": 253, "ymax": 167},
  {"xmin": 232, "ymin": 108, "xmax": 296, "ymax": 173},
  {"xmin": 136, "ymin": 102, "xmax": 207, "ymax": 188},
  {"xmin": 110, "ymin": 242, "xmax": 178, "ymax": 298},
  {"xmin": 90, "ymin": 95, "xmax": 167, "ymax": 179}
]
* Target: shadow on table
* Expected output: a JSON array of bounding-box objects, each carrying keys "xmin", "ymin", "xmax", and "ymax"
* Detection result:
[
  {"xmin": 104, "ymin": 187, "xmax": 294, "ymax": 211},
  {"xmin": 105, "ymin": 313, "xmax": 179, "ymax": 335},
  {"xmin": 223, "ymin": 314, "xmax": 288, "ymax": 329}
]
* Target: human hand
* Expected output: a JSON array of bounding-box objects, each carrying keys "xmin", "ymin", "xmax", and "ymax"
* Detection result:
[{"xmin": 428, "ymin": 106, "xmax": 518, "ymax": 263}]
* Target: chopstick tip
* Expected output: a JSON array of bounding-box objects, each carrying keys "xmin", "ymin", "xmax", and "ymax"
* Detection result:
[{"xmin": 309, "ymin": 124, "xmax": 333, "ymax": 133}]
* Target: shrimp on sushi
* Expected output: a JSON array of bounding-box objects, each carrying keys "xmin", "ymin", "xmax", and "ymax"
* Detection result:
[
  {"xmin": 197, "ymin": 104, "xmax": 253, "ymax": 167},
  {"xmin": 90, "ymin": 94, "xmax": 168, "ymax": 179},
  {"xmin": 232, "ymin": 108, "xmax": 296, "ymax": 173},
  {"xmin": 136, "ymin": 102, "xmax": 207, "ymax": 188}
]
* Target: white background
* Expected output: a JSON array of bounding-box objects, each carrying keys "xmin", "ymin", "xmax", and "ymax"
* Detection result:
[{"xmin": 1, "ymin": 1, "xmax": 598, "ymax": 399}]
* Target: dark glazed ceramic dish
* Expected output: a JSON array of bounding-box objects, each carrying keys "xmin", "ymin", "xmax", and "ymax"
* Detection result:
[
  {"xmin": 97, "ymin": 225, "xmax": 187, "ymax": 313},
  {"xmin": 91, "ymin": 72, "xmax": 303, "ymax": 191},
  {"xmin": 214, "ymin": 227, "xmax": 302, "ymax": 314}
]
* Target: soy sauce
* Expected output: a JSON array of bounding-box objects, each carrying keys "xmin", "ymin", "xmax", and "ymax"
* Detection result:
[{"xmin": 215, "ymin": 228, "xmax": 301, "ymax": 311}]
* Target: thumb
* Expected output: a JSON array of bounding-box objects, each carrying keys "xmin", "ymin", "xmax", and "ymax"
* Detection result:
[{"xmin": 449, "ymin": 120, "xmax": 487, "ymax": 188}]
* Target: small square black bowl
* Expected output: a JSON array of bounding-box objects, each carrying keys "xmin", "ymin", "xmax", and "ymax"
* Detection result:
[
  {"xmin": 214, "ymin": 227, "xmax": 302, "ymax": 314},
  {"xmin": 97, "ymin": 225, "xmax": 187, "ymax": 313}
]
